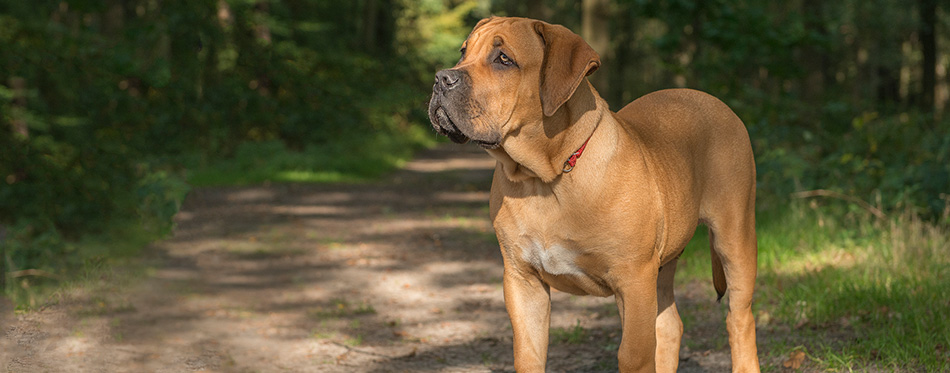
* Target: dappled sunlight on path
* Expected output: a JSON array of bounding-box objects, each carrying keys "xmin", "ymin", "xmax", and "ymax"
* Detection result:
[{"xmin": 2, "ymin": 144, "xmax": 733, "ymax": 372}]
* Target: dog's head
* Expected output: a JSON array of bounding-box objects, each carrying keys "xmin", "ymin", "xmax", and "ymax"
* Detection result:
[{"xmin": 427, "ymin": 17, "xmax": 601, "ymax": 149}]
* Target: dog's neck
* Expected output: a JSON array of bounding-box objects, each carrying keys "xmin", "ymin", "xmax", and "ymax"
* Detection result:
[{"xmin": 488, "ymin": 80, "xmax": 613, "ymax": 183}]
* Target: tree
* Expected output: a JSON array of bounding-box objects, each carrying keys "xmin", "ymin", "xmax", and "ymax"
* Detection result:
[
  {"xmin": 919, "ymin": 0, "xmax": 937, "ymax": 117},
  {"xmin": 801, "ymin": 0, "xmax": 829, "ymax": 105},
  {"xmin": 526, "ymin": 0, "xmax": 551, "ymax": 20},
  {"xmin": 362, "ymin": 0, "xmax": 397, "ymax": 55},
  {"xmin": 582, "ymin": 0, "xmax": 611, "ymax": 101}
]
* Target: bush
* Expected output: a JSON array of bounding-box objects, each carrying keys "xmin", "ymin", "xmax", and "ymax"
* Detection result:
[{"xmin": 0, "ymin": 1, "xmax": 468, "ymax": 295}]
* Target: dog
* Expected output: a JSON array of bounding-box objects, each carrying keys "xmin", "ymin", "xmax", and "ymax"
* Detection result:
[{"xmin": 428, "ymin": 17, "xmax": 760, "ymax": 372}]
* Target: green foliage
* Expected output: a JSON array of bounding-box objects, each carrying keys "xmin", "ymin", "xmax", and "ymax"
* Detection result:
[
  {"xmin": 1, "ymin": 0, "xmax": 474, "ymax": 298},
  {"xmin": 815, "ymin": 112, "xmax": 950, "ymax": 214},
  {"xmin": 608, "ymin": 0, "xmax": 950, "ymax": 218},
  {"xmin": 187, "ymin": 126, "xmax": 436, "ymax": 186},
  {"xmin": 137, "ymin": 170, "xmax": 190, "ymax": 235},
  {"xmin": 396, "ymin": 0, "xmax": 488, "ymax": 83},
  {"xmin": 677, "ymin": 203, "xmax": 950, "ymax": 371},
  {"xmin": 551, "ymin": 320, "xmax": 588, "ymax": 345}
]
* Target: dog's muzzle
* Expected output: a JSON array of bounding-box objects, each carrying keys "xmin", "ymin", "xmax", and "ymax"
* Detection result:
[
  {"xmin": 430, "ymin": 103, "xmax": 470, "ymax": 144},
  {"xmin": 428, "ymin": 69, "xmax": 501, "ymax": 149},
  {"xmin": 428, "ymin": 69, "xmax": 479, "ymax": 145}
]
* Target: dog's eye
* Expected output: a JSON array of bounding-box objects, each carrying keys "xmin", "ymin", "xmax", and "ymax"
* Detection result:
[
  {"xmin": 495, "ymin": 52, "xmax": 514, "ymax": 66},
  {"xmin": 459, "ymin": 47, "xmax": 466, "ymax": 59}
]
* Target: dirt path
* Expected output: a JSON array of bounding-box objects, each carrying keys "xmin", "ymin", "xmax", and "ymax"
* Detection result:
[{"xmin": 1, "ymin": 144, "xmax": 736, "ymax": 372}]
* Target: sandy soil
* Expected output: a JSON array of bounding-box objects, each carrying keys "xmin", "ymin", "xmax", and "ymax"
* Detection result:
[{"xmin": 1, "ymin": 144, "xmax": 744, "ymax": 372}]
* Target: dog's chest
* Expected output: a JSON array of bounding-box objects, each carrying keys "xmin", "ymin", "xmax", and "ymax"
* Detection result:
[
  {"xmin": 492, "ymin": 187, "xmax": 627, "ymax": 297},
  {"xmin": 513, "ymin": 236, "xmax": 612, "ymax": 296},
  {"xmin": 520, "ymin": 239, "xmax": 583, "ymax": 277}
]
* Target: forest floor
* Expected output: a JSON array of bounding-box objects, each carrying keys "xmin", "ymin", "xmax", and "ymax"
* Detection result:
[{"xmin": 2, "ymin": 144, "xmax": 785, "ymax": 372}]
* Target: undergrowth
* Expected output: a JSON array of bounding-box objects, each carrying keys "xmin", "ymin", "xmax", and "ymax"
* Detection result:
[
  {"xmin": 2, "ymin": 129, "xmax": 437, "ymax": 310},
  {"xmin": 678, "ymin": 200, "xmax": 950, "ymax": 371},
  {"xmin": 3, "ymin": 221, "xmax": 166, "ymax": 310},
  {"xmin": 185, "ymin": 125, "xmax": 436, "ymax": 186}
]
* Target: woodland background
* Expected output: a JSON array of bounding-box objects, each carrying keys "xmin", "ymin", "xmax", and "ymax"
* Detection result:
[{"xmin": 1, "ymin": 0, "xmax": 948, "ymax": 312}]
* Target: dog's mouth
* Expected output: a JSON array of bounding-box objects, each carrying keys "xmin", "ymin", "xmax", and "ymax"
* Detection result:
[
  {"xmin": 433, "ymin": 106, "xmax": 471, "ymax": 145},
  {"xmin": 429, "ymin": 95, "xmax": 501, "ymax": 150},
  {"xmin": 473, "ymin": 139, "xmax": 500, "ymax": 150},
  {"xmin": 432, "ymin": 107, "xmax": 500, "ymax": 150}
]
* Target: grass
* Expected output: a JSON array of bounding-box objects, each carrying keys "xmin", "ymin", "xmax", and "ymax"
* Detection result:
[
  {"xmin": 344, "ymin": 334, "xmax": 365, "ymax": 347},
  {"xmin": 676, "ymin": 201, "xmax": 950, "ymax": 371},
  {"xmin": 551, "ymin": 320, "xmax": 588, "ymax": 345},
  {"xmin": 308, "ymin": 299, "xmax": 378, "ymax": 348},
  {"xmin": 5, "ymin": 123, "xmax": 946, "ymax": 370},
  {"xmin": 185, "ymin": 126, "xmax": 437, "ymax": 187},
  {"xmin": 4, "ymin": 221, "xmax": 163, "ymax": 311},
  {"xmin": 3, "ymin": 124, "xmax": 438, "ymax": 310},
  {"xmin": 309, "ymin": 299, "xmax": 377, "ymax": 320}
]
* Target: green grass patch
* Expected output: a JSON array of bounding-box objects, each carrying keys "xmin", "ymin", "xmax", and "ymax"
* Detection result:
[
  {"xmin": 551, "ymin": 320, "xmax": 588, "ymax": 345},
  {"xmin": 3, "ymin": 164, "xmax": 189, "ymax": 310},
  {"xmin": 677, "ymin": 202, "xmax": 950, "ymax": 371},
  {"xmin": 309, "ymin": 299, "xmax": 377, "ymax": 320},
  {"xmin": 185, "ymin": 126, "xmax": 437, "ymax": 187},
  {"xmin": 4, "ymin": 221, "xmax": 163, "ymax": 311}
]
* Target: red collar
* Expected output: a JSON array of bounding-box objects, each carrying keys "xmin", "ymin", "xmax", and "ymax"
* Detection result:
[{"xmin": 562, "ymin": 135, "xmax": 592, "ymax": 173}]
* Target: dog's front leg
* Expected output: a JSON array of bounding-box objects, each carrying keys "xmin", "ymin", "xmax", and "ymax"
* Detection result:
[
  {"xmin": 503, "ymin": 265, "xmax": 551, "ymax": 373},
  {"xmin": 615, "ymin": 265, "xmax": 660, "ymax": 372}
]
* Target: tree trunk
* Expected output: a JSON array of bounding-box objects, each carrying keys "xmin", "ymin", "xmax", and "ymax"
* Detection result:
[
  {"xmin": 254, "ymin": 1, "xmax": 271, "ymax": 44},
  {"xmin": 582, "ymin": 0, "xmax": 611, "ymax": 100},
  {"xmin": 611, "ymin": 20, "xmax": 628, "ymax": 107},
  {"xmin": 874, "ymin": 34, "xmax": 902, "ymax": 106},
  {"xmin": 103, "ymin": 0, "xmax": 125, "ymax": 37},
  {"xmin": 361, "ymin": 0, "xmax": 395, "ymax": 56},
  {"xmin": 918, "ymin": 0, "xmax": 936, "ymax": 115},
  {"xmin": 9, "ymin": 77, "xmax": 27, "ymax": 138},
  {"xmin": 526, "ymin": 0, "xmax": 550, "ymax": 21},
  {"xmin": 376, "ymin": 0, "xmax": 395, "ymax": 56},
  {"xmin": 362, "ymin": 0, "xmax": 378, "ymax": 52},
  {"xmin": 876, "ymin": 64, "xmax": 901, "ymax": 105},
  {"xmin": 802, "ymin": 0, "xmax": 827, "ymax": 104}
]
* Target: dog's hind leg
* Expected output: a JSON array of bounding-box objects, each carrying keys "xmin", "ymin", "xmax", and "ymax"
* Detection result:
[
  {"xmin": 708, "ymin": 202, "xmax": 760, "ymax": 372},
  {"xmin": 655, "ymin": 257, "xmax": 683, "ymax": 372}
]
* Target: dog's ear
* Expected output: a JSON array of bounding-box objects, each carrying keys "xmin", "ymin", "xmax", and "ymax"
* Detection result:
[{"xmin": 534, "ymin": 22, "xmax": 601, "ymax": 117}]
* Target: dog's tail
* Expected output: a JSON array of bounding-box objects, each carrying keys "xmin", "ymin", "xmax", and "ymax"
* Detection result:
[{"xmin": 709, "ymin": 229, "xmax": 727, "ymax": 302}]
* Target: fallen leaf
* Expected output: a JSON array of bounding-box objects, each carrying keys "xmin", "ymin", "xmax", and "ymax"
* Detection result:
[
  {"xmin": 336, "ymin": 351, "xmax": 350, "ymax": 363},
  {"xmin": 783, "ymin": 350, "xmax": 806, "ymax": 370}
]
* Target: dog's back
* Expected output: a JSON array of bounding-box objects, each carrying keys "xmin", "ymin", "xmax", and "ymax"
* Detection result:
[{"xmin": 615, "ymin": 88, "xmax": 755, "ymax": 219}]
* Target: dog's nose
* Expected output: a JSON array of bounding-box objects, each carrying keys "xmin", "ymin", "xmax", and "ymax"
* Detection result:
[{"xmin": 435, "ymin": 70, "xmax": 461, "ymax": 91}]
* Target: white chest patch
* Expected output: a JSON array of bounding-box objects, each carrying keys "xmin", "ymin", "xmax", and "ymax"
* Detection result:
[{"xmin": 521, "ymin": 240, "xmax": 583, "ymax": 277}]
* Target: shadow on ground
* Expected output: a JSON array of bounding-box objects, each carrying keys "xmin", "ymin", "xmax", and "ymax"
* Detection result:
[{"xmin": 2, "ymin": 143, "xmax": 738, "ymax": 372}]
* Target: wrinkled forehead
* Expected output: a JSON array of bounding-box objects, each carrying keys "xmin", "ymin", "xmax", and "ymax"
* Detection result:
[{"xmin": 463, "ymin": 17, "xmax": 542, "ymax": 53}]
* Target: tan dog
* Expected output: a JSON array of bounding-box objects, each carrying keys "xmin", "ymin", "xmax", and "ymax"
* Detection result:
[{"xmin": 428, "ymin": 17, "xmax": 759, "ymax": 372}]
